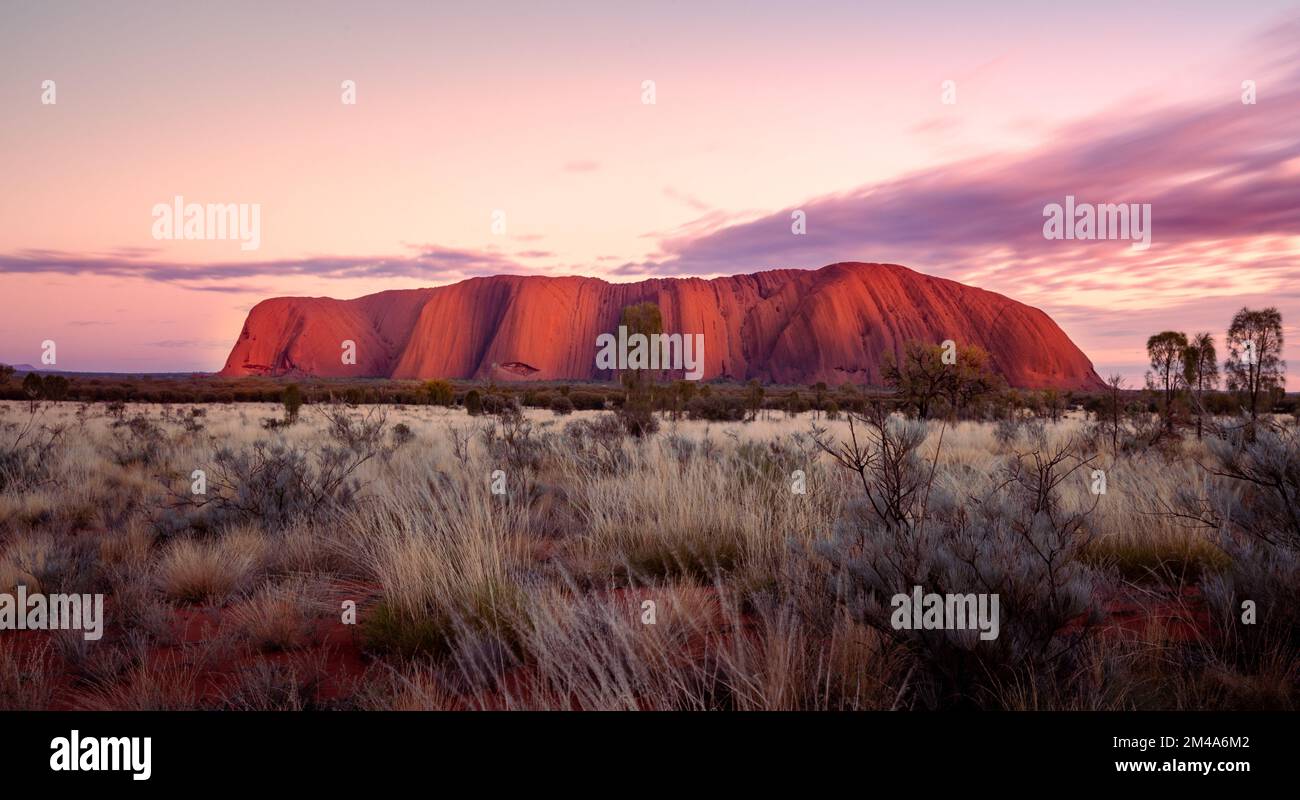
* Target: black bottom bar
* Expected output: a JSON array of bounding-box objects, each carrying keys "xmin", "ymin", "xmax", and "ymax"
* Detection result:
[{"xmin": 2, "ymin": 711, "xmax": 1283, "ymax": 788}]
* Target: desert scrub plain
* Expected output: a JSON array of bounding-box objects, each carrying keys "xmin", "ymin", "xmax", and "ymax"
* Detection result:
[{"xmin": 0, "ymin": 397, "xmax": 1296, "ymax": 711}]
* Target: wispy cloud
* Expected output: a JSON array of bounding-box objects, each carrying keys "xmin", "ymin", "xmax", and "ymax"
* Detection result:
[
  {"xmin": 0, "ymin": 244, "xmax": 529, "ymax": 289},
  {"xmin": 662, "ymin": 186, "xmax": 712, "ymax": 213},
  {"xmin": 147, "ymin": 339, "xmax": 229, "ymax": 349}
]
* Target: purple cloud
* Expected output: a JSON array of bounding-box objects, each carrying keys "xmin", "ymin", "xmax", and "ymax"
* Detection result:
[
  {"xmin": 618, "ymin": 21, "xmax": 1300, "ymax": 279},
  {"xmin": 0, "ymin": 245, "xmax": 529, "ymax": 288}
]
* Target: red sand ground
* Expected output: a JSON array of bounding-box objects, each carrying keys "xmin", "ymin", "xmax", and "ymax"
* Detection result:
[{"xmin": 3, "ymin": 582, "xmax": 1209, "ymax": 710}]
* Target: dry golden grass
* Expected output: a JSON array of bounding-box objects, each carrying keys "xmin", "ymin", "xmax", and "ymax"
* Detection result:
[
  {"xmin": 73, "ymin": 654, "xmax": 199, "ymax": 711},
  {"xmin": 156, "ymin": 529, "xmax": 264, "ymax": 604},
  {"xmin": 231, "ymin": 577, "xmax": 330, "ymax": 652},
  {"xmin": 0, "ymin": 638, "xmax": 58, "ymax": 710},
  {"xmin": 0, "ymin": 399, "xmax": 1289, "ymax": 710}
]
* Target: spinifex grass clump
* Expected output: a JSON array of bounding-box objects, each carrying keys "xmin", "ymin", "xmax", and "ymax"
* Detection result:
[{"xmin": 344, "ymin": 469, "xmax": 530, "ymax": 658}]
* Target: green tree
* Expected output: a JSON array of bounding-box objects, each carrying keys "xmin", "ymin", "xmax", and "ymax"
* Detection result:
[
  {"xmin": 42, "ymin": 374, "xmax": 70, "ymax": 402},
  {"xmin": 621, "ymin": 302, "xmax": 664, "ymax": 338},
  {"xmin": 881, "ymin": 342, "xmax": 950, "ymax": 419},
  {"xmin": 1225, "ymin": 307, "xmax": 1285, "ymax": 428},
  {"xmin": 883, "ymin": 341, "xmax": 998, "ymax": 420},
  {"xmin": 282, "ymin": 383, "xmax": 304, "ymax": 423},
  {"xmin": 669, "ymin": 380, "xmax": 697, "ymax": 421},
  {"xmin": 745, "ymin": 379, "xmax": 765, "ymax": 421},
  {"xmin": 615, "ymin": 302, "xmax": 664, "ymax": 434},
  {"xmin": 786, "ymin": 390, "xmax": 806, "ymax": 418},
  {"xmin": 464, "ymin": 389, "xmax": 484, "ymax": 416},
  {"xmin": 1104, "ymin": 374, "xmax": 1126, "ymax": 455},
  {"xmin": 838, "ymin": 383, "xmax": 863, "ymax": 414},
  {"xmin": 1182, "ymin": 332, "xmax": 1218, "ymax": 440},
  {"xmin": 0, "ymin": 364, "xmax": 14, "ymax": 388},
  {"xmin": 1039, "ymin": 387, "xmax": 1066, "ymax": 423},
  {"xmin": 810, "ymin": 382, "xmax": 828, "ymax": 420},
  {"xmin": 1145, "ymin": 331, "xmax": 1188, "ymax": 433},
  {"xmin": 944, "ymin": 345, "xmax": 1003, "ymax": 417},
  {"xmin": 619, "ymin": 302, "xmax": 664, "ymax": 390},
  {"xmin": 22, "ymin": 372, "xmax": 44, "ymax": 412}
]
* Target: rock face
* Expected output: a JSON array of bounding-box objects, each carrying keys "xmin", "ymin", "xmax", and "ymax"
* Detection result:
[{"xmin": 219, "ymin": 262, "xmax": 1104, "ymax": 389}]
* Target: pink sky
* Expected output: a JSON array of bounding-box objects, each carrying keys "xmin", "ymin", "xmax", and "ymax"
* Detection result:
[{"xmin": 1, "ymin": 1, "xmax": 1298, "ymax": 385}]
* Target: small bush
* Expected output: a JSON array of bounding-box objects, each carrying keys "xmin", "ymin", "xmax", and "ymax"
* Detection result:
[
  {"xmin": 107, "ymin": 415, "xmax": 167, "ymax": 467},
  {"xmin": 0, "ymin": 415, "xmax": 64, "ymax": 494},
  {"xmin": 391, "ymin": 422, "xmax": 415, "ymax": 448},
  {"xmin": 617, "ymin": 394, "xmax": 659, "ymax": 438},
  {"xmin": 423, "ymin": 379, "xmax": 454, "ymax": 406},
  {"xmin": 282, "ymin": 384, "xmax": 304, "ymax": 423},
  {"xmin": 686, "ymin": 394, "xmax": 747, "ymax": 422},
  {"xmin": 812, "ymin": 408, "xmax": 1107, "ymax": 708},
  {"xmin": 159, "ymin": 440, "xmax": 369, "ymax": 534},
  {"xmin": 564, "ymin": 415, "xmax": 629, "ymax": 474},
  {"xmin": 568, "ymin": 391, "xmax": 606, "ymax": 411},
  {"xmin": 550, "ymin": 395, "xmax": 575, "ymax": 416}
]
